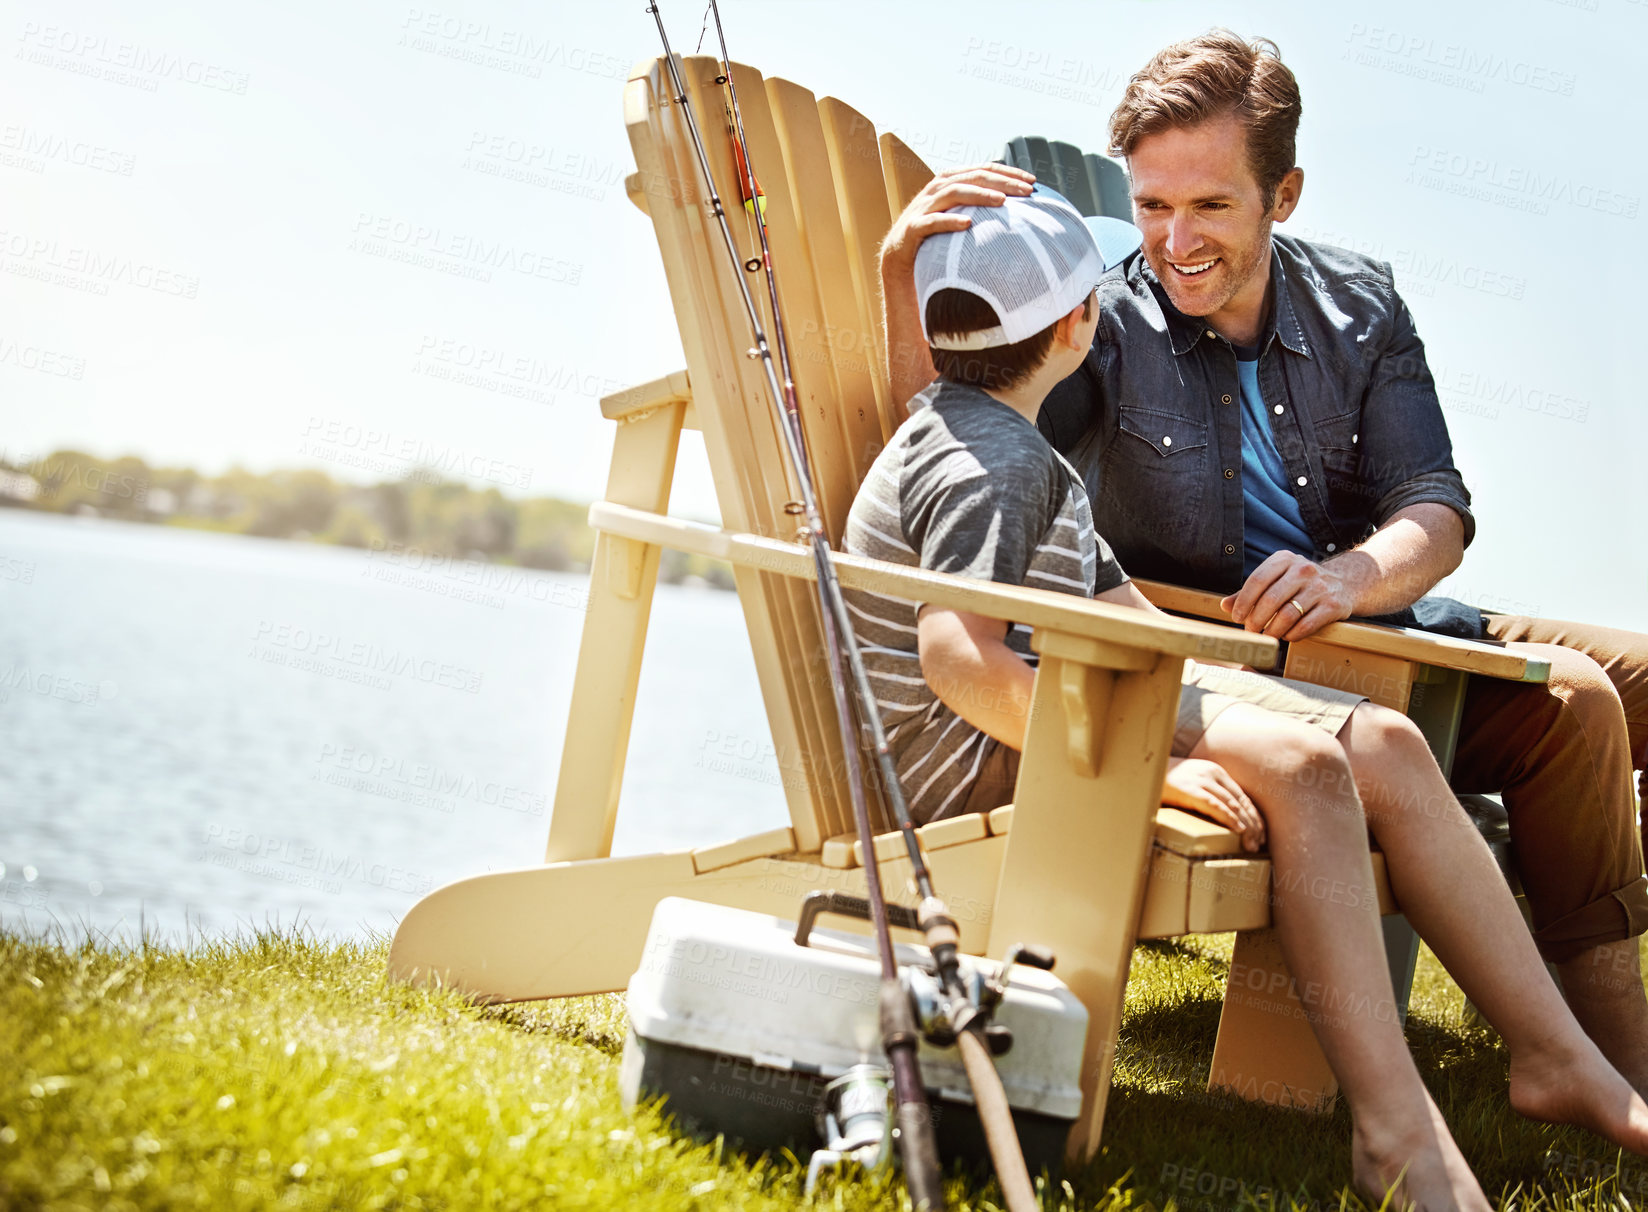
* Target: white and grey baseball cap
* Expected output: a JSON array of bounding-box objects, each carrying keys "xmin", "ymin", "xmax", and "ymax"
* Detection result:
[{"xmin": 915, "ymin": 184, "xmax": 1139, "ymax": 351}]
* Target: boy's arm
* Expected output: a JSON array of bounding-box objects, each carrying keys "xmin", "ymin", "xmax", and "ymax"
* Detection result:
[
  {"xmin": 916, "ymin": 607, "xmax": 1034, "ymax": 750},
  {"xmin": 919, "ymin": 592, "xmax": 1266, "ymax": 849},
  {"xmin": 914, "ymin": 584, "xmax": 1166, "ymax": 745},
  {"xmin": 1099, "ymin": 580, "xmax": 1154, "ymax": 612},
  {"xmin": 1101, "ymin": 580, "xmax": 1248, "ymax": 669}
]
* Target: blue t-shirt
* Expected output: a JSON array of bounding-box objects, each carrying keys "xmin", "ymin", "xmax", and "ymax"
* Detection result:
[{"xmin": 1235, "ymin": 345, "xmax": 1314, "ymax": 576}]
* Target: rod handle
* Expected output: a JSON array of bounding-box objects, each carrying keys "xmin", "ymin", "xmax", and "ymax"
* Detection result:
[{"xmin": 883, "ymin": 979, "xmax": 945, "ymax": 1211}]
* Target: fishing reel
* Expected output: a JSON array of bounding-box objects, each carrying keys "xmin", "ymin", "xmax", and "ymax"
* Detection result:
[
  {"xmin": 803, "ymin": 1065, "xmax": 894, "ymax": 1195},
  {"xmin": 791, "ymin": 889, "xmax": 1058, "ymax": 1058},
  {"xmin": 793, "ymin": 891, "xmax": 1057, "ymax": 1200},
  {"xmin": 903, "ymin": 941, "xmax": 1058, "ymax": 1055}
]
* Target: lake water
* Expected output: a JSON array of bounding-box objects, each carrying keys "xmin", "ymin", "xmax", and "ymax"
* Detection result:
[{"xmin": 0, "ymin": 510, "xmax": 791, "ymax": 943}]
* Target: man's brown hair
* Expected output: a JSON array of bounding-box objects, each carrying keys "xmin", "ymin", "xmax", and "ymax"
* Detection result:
[
  {"xmin": 925, "ymin": 289, "xmax": 1091, "ymax": 391},
  {"xmin": 1109, "ymin": 29, "xmax": 1302, "ymax": 209}
]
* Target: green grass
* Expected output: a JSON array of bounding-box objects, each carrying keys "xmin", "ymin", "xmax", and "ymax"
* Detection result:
[{"xmin": 2, "ymin": 924, "xmax": 1643, "ymax": 1210}]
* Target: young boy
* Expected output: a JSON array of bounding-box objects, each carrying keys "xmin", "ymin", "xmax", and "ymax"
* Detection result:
[{"xmin": 846, "ymin": 185, "xmax": 1648, "ymax": 1212}]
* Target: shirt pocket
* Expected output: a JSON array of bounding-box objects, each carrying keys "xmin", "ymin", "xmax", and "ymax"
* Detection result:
[
  {"xmin": 1312, "ymin": 407, "xmax": 1361, "ymax": 453},
  {"xmin": 1103, "ymin": 406, "xmax": 1209, "ymax": 534},
  {"xmin": 1305, "ymin": 402, "xmax": 1371, "ymax": 507},
  {"xmin": 1311, "ymin": 407, "xmax": 1363, "ymax": 489},
  {"xmin": 1115, "ymin": 407, "xmax": 1210, "ymax": 460}
]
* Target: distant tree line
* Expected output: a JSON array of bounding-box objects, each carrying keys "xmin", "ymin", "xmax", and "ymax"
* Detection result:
[{"xmin": 0, "ymin": 449, "xmax": 735, "ymax": 590}]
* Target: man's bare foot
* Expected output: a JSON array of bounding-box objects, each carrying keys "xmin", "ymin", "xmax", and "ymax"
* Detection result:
[
  {"xmin": 1508, "ymin": 1031, "xmax": 1648, "ymax": 1155},
  {"xmin": 1351, "ymin": 1095, "xmax": 1490, "ymax": 1212}
]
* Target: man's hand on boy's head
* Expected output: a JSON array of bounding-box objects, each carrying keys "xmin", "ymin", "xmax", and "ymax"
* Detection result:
[
  {"xmin": 878, "ymin": 163, "xmax": 1036, "ymax": 274},
  {"xmin": 878, "ymin": 164, "xmax": 1035, "ymax": 404}
]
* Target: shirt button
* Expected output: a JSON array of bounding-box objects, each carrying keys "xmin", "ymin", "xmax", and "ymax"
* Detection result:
[
  {"xmin": 1352, "ymin": 434, "xmax": 1359, "ymax": 444},
  {"xmin": 1224, "ymin": 468, "xmax": 1235, "ymax": 480},
  {"xmin": 1206, "ymin": 329, "xmax": 1217, "ymax": 340},
  {"xmin": 1296, "ymin": 476, "xmax": 1308, "ymax": 487},
  {"xmin": 1326, "ymin": 543, "xmax": 1337, "ymax": 553},
  {"xmin": 1223, "ymin": 544, "xmax": 1236, "ymax": 555},
  {"xmin": 1221, "ymin": 393, "xmax": 1232, "ymax": 405},
  {"xmin": 1273, "ymin": 405, "xmax": 1284, "ymax": 415},
  {"xmin": 1162, "ymin": 436, "xmax": 1172, "ymax": 447}
]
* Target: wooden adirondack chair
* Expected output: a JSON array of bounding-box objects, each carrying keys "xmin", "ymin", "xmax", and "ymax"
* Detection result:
[
  {"xmin": 1002, "ymin": 136, "xmax": 1132, "ymax": 222},
  {"xmin": 387, "ymin": 55, "xmax": 1548, "ymax": 1161}
]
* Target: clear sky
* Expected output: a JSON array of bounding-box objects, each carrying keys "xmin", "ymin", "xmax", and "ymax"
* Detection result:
[{"xmin": 2, "ymin": 0, "xmax": 1643, "ymax": 630}]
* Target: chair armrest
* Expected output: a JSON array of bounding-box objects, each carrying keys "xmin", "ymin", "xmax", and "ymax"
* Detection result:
[
  {"xmin": 1132, "ymin": 578, "xmax": 1549, "ymax": 685},
  {"xmin": 598, "ymin": 369, "xmax": 695, "ymax": 427},
  {"xmin": 590, "ymin": 502, "xmax": 1278, "ymax": 668}
]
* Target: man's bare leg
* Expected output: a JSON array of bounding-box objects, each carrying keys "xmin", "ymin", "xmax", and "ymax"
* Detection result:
[
  {"xmin": 1192, "ymin": 705, "xmax": 1489, "ymax": 1211},
  {"xmin": 1449, "ymin": 636, "xmax": 1648, "ymax": 1088},
  {"xmin": 1558, "ymin": 939, "xmax": 1648, "ymax": 1096},
  {"xmin": 1335, "ymin": 703, "xmax": 1648, "ymax": 1147}
]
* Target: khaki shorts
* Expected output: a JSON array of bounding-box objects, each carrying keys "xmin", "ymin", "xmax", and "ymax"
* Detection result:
[
  {"xmin": 958, "ymin": 661, "xmax": 1366, "ymax": 817},
  {"xmin": 1174, "ymin": 661, "xmax": 1364, "ymax": 754}
]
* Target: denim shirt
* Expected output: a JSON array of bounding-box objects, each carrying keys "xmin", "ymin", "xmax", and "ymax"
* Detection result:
[{"xmin": 1037, "ymin": 233, "xmax": 1480, "ymax": 633}]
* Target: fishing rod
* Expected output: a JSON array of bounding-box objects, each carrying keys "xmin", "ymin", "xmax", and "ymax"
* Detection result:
[
  {"xmin": 644, "ymin": 5, "xmax": 1040, "ymax": 1210},
  {"xmin": 694, "ymin": 13, "xmax": 1043, "ymax": 1212},
  {"xmin": 642, "ymin": 7, "xmax": 942, "ymax": 1207}
]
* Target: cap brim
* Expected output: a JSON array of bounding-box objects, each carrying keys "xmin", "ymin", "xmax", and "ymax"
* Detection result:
[{"xmin": 1085, "ymin": 216, "xmax": 1143, "ymax": 272}]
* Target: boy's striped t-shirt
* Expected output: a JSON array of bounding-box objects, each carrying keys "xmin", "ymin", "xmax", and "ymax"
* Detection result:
[{"xmin": 842, "ymin": 378, "xmax": 1128, "ymax": 824}]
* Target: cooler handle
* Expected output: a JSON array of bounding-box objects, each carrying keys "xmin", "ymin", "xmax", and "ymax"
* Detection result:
[{"xmin": 793, "ymin": 891, "xmax": 921, "ymax": 949}]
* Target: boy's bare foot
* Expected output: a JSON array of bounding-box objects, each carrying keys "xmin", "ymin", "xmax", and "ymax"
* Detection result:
[
  {"xmin": 1509, "ymin": 1033, "xmax": 1648, "ymax": 1155},
  {"xmin": 1351, "ymin": 1096, "xmax": 1490, "ymax": 1212}
]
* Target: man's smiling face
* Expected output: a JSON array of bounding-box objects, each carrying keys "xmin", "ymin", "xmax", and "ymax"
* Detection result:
[{"xmin": 1127, "ymin": 114, "xmax": 1299, "ymax": 338}]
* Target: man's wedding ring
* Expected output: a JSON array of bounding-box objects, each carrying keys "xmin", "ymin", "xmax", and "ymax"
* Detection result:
[{"xmin": 1289, "ymin": 599, "xmax": 1306, "ymax": 616}]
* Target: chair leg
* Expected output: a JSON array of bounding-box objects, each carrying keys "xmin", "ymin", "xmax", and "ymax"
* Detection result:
[
  {"xmin": 1383, "ymin": 914, "xmax": 1421, "ymax": 1027},
  {"xmin": 1207, "ymin": 928, "xmax": 1338, "ymax": 1112},
  {"xmin": 985, "ymin": 648, "xmax": 1187, "ymax": 1162},
  {"xmin": 546, "ymin": 399, "xmax": 685, "ymax": 864}
]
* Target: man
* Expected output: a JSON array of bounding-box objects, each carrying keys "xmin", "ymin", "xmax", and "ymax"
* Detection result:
[
  {"xmin": 876, "ymin": 29, "xmax": 1648, "ymax": 1092},
  {"xmin": 846, "ymin": 185, "xmax": 1648, "ymax": 1211}
]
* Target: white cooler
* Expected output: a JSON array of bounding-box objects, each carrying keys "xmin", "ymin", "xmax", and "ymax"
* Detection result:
[{"xmin": 618, "ymin": 897, "xmax": 1088, "ymax": 1174}]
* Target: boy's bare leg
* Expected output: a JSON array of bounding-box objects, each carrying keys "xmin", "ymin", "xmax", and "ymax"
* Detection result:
[
  {"xmin": 1191, "ymin": 705, "xmax": 1489, "ymax": 1212},
  {"xmin": 1335, "ymin": 704, "xmax": 1648, "ymax": 1150}
]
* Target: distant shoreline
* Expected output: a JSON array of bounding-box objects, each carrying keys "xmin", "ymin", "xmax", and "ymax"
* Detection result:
[{"xmin": 0, "ymin": 449, "xmax": 736, "ymax": 591}]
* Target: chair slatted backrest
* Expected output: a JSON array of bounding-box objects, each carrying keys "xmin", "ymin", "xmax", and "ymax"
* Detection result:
[
  {"xmin": 625, "ymin": 56, "xmax": 935, "ymax": 847},
  {"xmin": 816, "ymin": 97, "xmax": 902, "ymax": 447},
  {"xmin": 1002, "ymin": 135, "xmax": 1130, "ymax": 220},
  {"xmin": 764, "ymin": 77, "xmax": 889, "ymax": 498}
]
